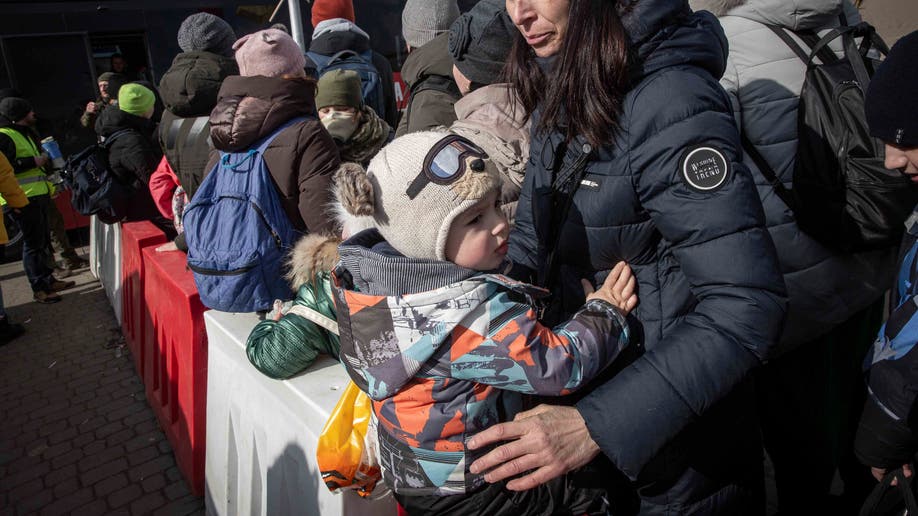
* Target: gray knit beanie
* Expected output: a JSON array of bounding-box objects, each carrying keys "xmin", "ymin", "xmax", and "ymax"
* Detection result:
[
  {"xmin": 448, "ymin": 0, "xmax": 516, "ymax": 86},
  {"xmin": 178, "ymin": 13, "xmax": 237, "ymax": 57},
  {"xmin": 402, "ymin": 0, "xmax": 460, "ymax": 49}
]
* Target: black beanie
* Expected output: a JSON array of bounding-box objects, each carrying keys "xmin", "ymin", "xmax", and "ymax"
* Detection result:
[
  {"xmin": 448, "ymin": 0, "xmax": 517, "ymax": 86},
  {"xmin": 866, "ymin": 30, "xmax": 918, "ymax": 148},
  {"xmin": 0, "ymin": 97, "xmax": 32, "ymax": 123}
]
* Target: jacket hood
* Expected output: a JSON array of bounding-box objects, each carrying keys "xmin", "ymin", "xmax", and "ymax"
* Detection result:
[
  {"xmin": 209, "ymin": 75, "xmax": 317, "ymax": 151},
  {"xmin": 334, "ymin": 229, "xmax": 535, "ymax": 399},
  {"xmin": 309, "ymin": 20, "xmax": 371, "ymax": 56},
  {"xmin": 400, "ymin": 32, "xmax": 454, "ymax": 87},
  {"xmin": 622, "ymin": 0, "xmax": 727, "ymax": 82},
  {"xmin": 451, "ymin": 83, "xmax": 530, "ymax": 189},
  {"xmin": 96, "ymin": 106, "xmax": 155, "ymax": 138},
  {"xmin": 286, "ymin": 233, "xmax": 341, "ymax": 289},
  {"xmin": 159, "ymin": 51, "xmax": 238, "ymax": 118},
  {"xmin": 689, "ymin": 0, "xmax": 844, "ymax": 29}
]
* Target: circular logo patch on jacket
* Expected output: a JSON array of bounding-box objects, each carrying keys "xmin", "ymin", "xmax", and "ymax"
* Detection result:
[{"xmin": 680, "ymin": 145, "xmax": 731, "ymax": 192}]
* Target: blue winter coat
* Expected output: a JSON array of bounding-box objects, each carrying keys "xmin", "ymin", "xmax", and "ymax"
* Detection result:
[{"xmin": 508, "ymin": 1, "xmax": 788, "ymax": 512}]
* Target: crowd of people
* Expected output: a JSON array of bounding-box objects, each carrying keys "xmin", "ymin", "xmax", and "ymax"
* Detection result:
[{"xmin": 2, "ymin": 0, "xmax": 918, "ymax": 514}]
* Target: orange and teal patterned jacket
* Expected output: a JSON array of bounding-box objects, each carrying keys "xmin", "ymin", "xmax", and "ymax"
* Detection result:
[{"xmin": 332, "ymin": 229, "xmax": 630, "ymax": 497}]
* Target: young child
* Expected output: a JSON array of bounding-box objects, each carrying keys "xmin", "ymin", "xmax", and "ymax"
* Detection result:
[{"xmin": 332, "ymin": 131, "xmax": 637, "ymax": 515}]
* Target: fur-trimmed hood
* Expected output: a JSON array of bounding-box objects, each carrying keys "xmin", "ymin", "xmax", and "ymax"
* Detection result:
[
  {"xmin": 689, "ymin": 0, "xmax": 846, "ymax": 29},
  {"xmin": 286, "ymin": 233, "xmax": 341, "ymax": 289}
]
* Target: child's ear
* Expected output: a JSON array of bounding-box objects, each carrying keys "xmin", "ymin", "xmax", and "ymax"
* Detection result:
[{"xmin": 333, "ymin": 162, "xmax": 375, "ymax": 216}]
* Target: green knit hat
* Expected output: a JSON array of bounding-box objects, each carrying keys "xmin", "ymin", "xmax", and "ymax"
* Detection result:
[
  {"xmin": 118, "ymin": 83, "xmax": 156, "ymax": 116},
  {"xmin": 315, "ymin": 70, "xmax": 363, "ymax": 110}
]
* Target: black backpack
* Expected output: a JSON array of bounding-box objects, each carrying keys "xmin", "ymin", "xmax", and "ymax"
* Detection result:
[
  {"xmin": 743, "ymin": 17, "xmax": 918, "ymax": 252},
  {"xmin": 60, "ymin": 129, "xmax": 135, "ymax": 224}
]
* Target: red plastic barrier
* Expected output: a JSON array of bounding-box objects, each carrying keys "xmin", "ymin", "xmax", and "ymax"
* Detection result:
[
  {"xmin": 53, "ymin": 190, "xmax": 91, "ymax": 230},
  {"xmin": 141, "ymin": 247, "xmax": 208, "ymax": 495},
  {"xmin": 120, "ymin": 222, "xmax": 167, "ymax": 376}
]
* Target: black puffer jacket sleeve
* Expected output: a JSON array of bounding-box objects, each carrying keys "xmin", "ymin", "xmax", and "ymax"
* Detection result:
[{"xmin": 575, "ymin": 68, "xmax": 787, "ymax": 479}]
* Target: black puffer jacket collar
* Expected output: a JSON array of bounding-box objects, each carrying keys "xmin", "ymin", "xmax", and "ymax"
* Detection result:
[
  {"xmin": 159, "ymin": 51, "xmax": 238, "ymax": 118},
  {"xmin": 621, "ymin": 0, "xmax": 727, "ymax": 83},
  {"xmin": 95, "ymin": 106, "xmax": 155, "ymax": 139},
  {"xmin": 209, "ymin": 75, "xmax": 317, "ymax": 152}
]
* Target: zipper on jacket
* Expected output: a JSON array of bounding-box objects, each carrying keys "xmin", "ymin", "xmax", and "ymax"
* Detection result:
[{"xmin": 188, "ymin": 262, "xmax": 256, "ymax": 276}]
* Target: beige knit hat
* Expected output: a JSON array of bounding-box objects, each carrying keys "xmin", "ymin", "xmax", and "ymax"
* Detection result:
[{"xmin": 336, "ymin": 131, "xmax": 500, "ymax": 261}]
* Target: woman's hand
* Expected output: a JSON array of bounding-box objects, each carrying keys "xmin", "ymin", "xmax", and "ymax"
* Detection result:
[{"xmin": 467, "ymin": 404, "xmax": 601, "ymax": 491}]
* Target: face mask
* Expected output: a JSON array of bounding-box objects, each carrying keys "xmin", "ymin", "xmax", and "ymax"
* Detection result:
[{"xmin": 320, "ymin": 111, "xmax": 359, "ymax": 142}]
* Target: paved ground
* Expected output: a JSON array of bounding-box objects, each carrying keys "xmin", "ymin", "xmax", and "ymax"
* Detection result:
[{"xmin": 0, "ymin": 247, "xmax": 204, "ymax": 516}]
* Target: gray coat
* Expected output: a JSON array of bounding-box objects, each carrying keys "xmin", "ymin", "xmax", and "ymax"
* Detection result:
[{"xmin": 691, "ymin": 0, "xmax": 895, "ymax": 353}]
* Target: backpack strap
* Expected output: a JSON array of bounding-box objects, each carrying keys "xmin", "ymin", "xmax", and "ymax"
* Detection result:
[
  {"xmin": 101, "ymin": 128, "xmax": 134, "ymax": 149},
  {"xmin": 740, "ymin": 133, "xmax": 796, "ymax": 210},
  {"xmin": 767, "ymin": 26, "xmax": 811, "ymax": 64},
  {"xmin": 287, "ymin": 304, "xmax": 340, "ymax": 336}
]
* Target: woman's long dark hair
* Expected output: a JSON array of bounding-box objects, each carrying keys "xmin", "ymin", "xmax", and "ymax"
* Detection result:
[{"xmin": 505, "ymin": 0, "xmax": 631, "ymax": 148}]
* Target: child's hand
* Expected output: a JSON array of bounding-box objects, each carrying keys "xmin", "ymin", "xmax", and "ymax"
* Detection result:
[{"xmin": 582, "ymin": 262, "xmax": 638, "ymax": 315}]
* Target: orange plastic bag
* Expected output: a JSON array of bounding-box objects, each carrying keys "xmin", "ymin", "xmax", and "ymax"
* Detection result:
[{"xmin": 316, "ymin": 381, "xmax": 381, "ymax": 497}]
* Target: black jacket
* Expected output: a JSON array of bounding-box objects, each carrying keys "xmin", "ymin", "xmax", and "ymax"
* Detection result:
[
  {"xmin": 307, "ymin": 28, "xmax": 398, "ymax": 128},
  {"xmin": 158, "ymin": 51, "xmax": 238, "ymax": 199},
  {"xmin": 96, "ymin": 107, "xmax": 163, "ymax": 223},
  {"xmin": 395, "ymin": 33, "xmax": 461, "ymax": 137},
  {"xmin": 508, "ymin": 1, "xmax": 787, "ymax": 512}
]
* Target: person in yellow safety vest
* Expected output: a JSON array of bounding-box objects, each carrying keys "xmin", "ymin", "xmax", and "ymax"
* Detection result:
[
  {"xmin": 0, "ymin": 97, "xmax": 75, "ymax": 303},
  {"xmin": 0, "ymin": 152, "xmax": 28, "ymax": 343}
]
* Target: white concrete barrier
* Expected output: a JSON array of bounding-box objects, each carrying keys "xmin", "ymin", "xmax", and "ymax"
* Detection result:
[
  {"xmin": 204, "ymin": 311, "xmax": 396, "ymax": 516},
  {"xmin": 89, "ymin": 217, "xmax": 122, "ymax": 325}
]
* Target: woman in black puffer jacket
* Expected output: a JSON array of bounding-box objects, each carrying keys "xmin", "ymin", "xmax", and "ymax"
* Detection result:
[{"xmin": 467, "ymin": 0, "xmax": 787, "ymax": 513}]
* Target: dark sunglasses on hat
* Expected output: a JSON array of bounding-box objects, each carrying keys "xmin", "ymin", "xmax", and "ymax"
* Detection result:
[{"xmin": 406, "ymin": 135, "xmax": 489, "ymax": 199}]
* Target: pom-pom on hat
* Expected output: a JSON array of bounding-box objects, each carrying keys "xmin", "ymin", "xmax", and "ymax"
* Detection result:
[{"xmin": 336, "ymin": 131, "xmax": 501, "ymax": 261}]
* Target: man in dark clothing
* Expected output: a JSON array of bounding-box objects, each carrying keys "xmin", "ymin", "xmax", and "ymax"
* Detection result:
[
  {"xmin": 855, "ymin": 29, "xmax": 918, "ymax": 488},
  {"xmin": 306, "ymin": 15, "xmax": 398, "ymax": 128},
  {"xmin": 81, "ymin": 72, "xmax": 127, "ymax": 129},
  {"xmin": 96, "ymin": 84, "xmax": 169, "ymax": 233},
  {"xmin": 395, "ymin": 0, "xmax": 462, "ymax": 137},
  {"xmin": 0, "ymin": 98, "xmax": 75, "ymax": 303}
]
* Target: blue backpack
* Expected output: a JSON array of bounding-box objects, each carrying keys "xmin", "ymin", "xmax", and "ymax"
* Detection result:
[
  {"xmin": 182, "ymin": 118, "xmax": 307, "ymax": 313},
  {"xmin": 307, "ymin": 49, "xmax": 386, "ymax": 119}
]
